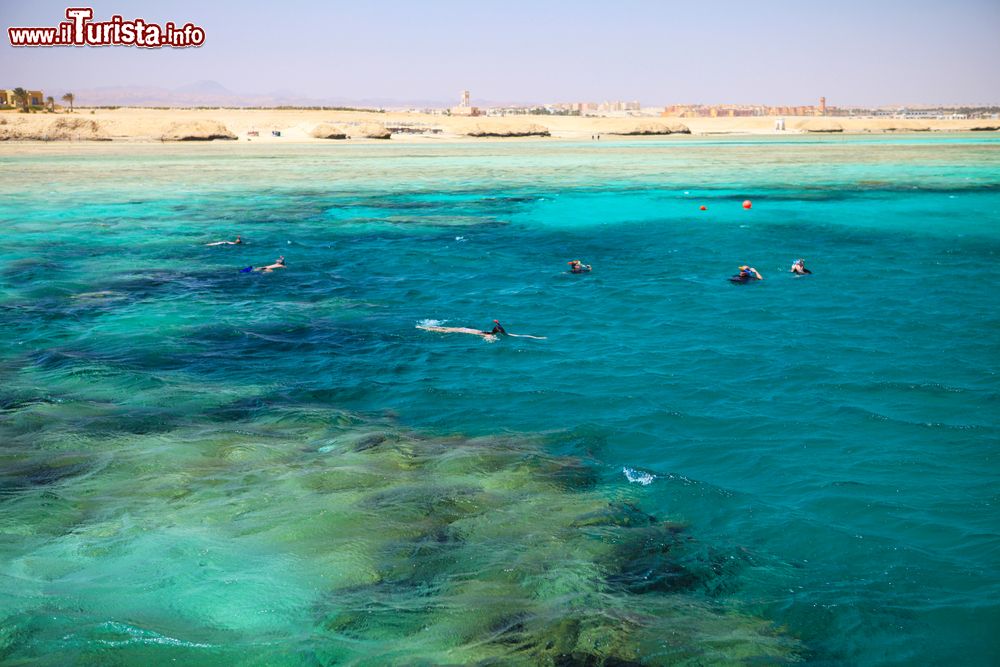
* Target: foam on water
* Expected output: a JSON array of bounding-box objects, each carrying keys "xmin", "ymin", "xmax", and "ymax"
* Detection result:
[{"xmin": 623, "ymin": 466, "xmax": 657, "ymax": 486}]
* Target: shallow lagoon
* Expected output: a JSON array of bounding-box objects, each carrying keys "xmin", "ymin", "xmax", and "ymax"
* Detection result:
[{"xmin": 1, "ymin": 135, "xmax": 998, "ymax": 664}]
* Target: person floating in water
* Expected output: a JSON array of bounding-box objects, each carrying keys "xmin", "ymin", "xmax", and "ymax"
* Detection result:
[
  {"xmin": 241, "ymin": 256, "xmax": 286, "ymax": 273},
  {"xmin": 790, "ymin": 258, "xmax": 812, "ymax": 275},
  {"xmin": 567, "ymin": 260, "xmax": 592, "ymax": 274},
  {"xmin": 256, "ymin": 256, "xmax": 286, "ymax": 272},
  {"xmin": 416, "ymin": 319, "xmax": 545, "ymax": 340},
  {"xmin": 730, "ymin": 265, "xmax": 763, "ymax": 283},
  {"xmin": 206, "ymin": 235, "xmax": 242, "ymax": 246}
]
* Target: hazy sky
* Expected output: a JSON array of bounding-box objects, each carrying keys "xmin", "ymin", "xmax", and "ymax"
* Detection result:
[{"xmin": 2, "ymin": 0, "xmax": 999, "ymax": 106}]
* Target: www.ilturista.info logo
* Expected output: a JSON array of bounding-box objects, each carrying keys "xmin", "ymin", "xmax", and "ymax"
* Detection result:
[{"xmin": 7, "ymin": 7, "xmax": 205, "ymax": 48}]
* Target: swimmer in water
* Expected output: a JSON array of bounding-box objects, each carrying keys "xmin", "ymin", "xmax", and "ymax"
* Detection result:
[
  {"xmin": 567, "ymin": 260, "xmax": 592, "ymax": 274},
  {"xmin": 730, "ymin": 265, "xmax": 763, "ymax": 283},
  {"xmin": 416, "ymin": 319, "xmax": 545, "ymax": 340},
  {"xmin": 254, "ymin": 256, "xmax": 286, "ymax": 273},
  {"xmin": 206, "ymin": 235, "xmax": 242, "ymax": 246},
  {"xmin": 790, "ymin": 259, "xmax": 812, "ymax": 275}
]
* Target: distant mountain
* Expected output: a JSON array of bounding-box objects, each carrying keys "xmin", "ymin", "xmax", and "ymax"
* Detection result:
[
  {"xmin": 173, "ymin": 80, "xmax": 236, "ymax": 96},
  {"xmin": 35, "ymin": 81, "xmax": 541, "ymax": 109},
  {"xmin": 42, "ymin": 82, "xmax": 463, "ymax": 109}
]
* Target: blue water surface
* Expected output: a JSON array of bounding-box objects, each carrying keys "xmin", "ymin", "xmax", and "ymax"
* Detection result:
[{"xmin": 1, "ymin": 134, "xmax": 998, "ymax": 665}]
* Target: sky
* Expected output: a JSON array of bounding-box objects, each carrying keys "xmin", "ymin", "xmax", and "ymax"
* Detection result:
[{"xmin": 2, "ymin": 0, "xmax": 999, "ymax": 106}]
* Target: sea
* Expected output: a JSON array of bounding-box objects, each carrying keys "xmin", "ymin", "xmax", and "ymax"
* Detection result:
[{"xmin": 1, "ymin": 134, "xmax": 998, "ymax": 665}]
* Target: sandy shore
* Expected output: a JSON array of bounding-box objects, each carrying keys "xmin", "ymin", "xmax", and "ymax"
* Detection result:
[{"xmin": 1, "ymin": 107, "xmax": 997, "ymax": 143}]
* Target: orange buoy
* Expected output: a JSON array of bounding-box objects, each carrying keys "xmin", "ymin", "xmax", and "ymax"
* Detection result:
[
  {"xmin": 699, "ymin": 205, "xmax": 707, "ymax": 211},
  {"xmin": 742, "ymin": 200, "xmax": 752, "ymax": 209}
]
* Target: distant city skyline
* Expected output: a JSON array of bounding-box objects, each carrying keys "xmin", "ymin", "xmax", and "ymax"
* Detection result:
[{"xmin": 3, "ymin": 0, "xmax": 999, "ymax": 107}]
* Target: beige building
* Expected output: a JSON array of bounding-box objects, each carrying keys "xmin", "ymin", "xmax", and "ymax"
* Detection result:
[
  {"xmin": 450, "ymin": 89, "xmax": 481, "ymax": 116},
  {"xmin": 662, "ymin": 100, "xmax": 833, "ymax": 118},
  {"xmin": 1, "ymin": 89, "xmax": 45, "ymax": 107}
]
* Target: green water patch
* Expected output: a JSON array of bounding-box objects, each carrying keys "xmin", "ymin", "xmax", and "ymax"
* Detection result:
[{"xmin": 0, "ymin": 400, "xmax": 802, "ymax": 664}]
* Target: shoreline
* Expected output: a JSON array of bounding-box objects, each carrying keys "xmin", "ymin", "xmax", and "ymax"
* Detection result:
[{"xmin": 2, "ymin": 107, "xmax": 997, "ymax": 144}]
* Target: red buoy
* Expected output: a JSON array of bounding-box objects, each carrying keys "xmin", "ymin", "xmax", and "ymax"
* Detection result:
[
  {"xmin": 742, "ymin": 200, "xmax": 752, "ymax": 209},
  {"xmin": 699, "ymin": 205, "xmax": 707, "ymax": 211}
]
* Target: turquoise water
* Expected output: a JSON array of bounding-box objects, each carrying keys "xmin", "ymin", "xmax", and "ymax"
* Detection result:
[{"xmin": 1, "ymin": 135, "xmax": 998, "ymax": 665}]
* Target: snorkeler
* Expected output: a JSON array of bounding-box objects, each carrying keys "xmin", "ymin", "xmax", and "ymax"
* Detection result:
[
  {"xmin": 417, "ymin": 319, "xmax": 545, "ymax": 340},
  {"xmin": 206, "ymin": 235, "xmax": 242, "ymax": 246},
  {"xmin": 729, "ymin": 265, "xmax": 763, "ymax": 283},
  {"xmin": 241, "ymin": 256, "xmax": 286, "ymax": 273},
  {"xmin": 255, "ymin": 256, "xmax": 286, "ymax": 272},
  {"xmin": 790, "ymin": 259, "xmax": 812, "ymax": 275},
  {"xmin": 417, "ymin": 320, "xmax": 504, "ymax": 338},
  {"xmin": 567, "ymin": 260, "xmax": 592, "ymax": 273}
]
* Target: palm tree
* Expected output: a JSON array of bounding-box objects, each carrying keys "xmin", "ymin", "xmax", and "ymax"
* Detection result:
[
  {"xmin": 46, "ymin": 96, "xmax": 55, "ymax": 112},
  {"xmin": 12, "ymin": 87, "xmax": 28, "ymax": 112},
  {"xmin": 61, "ymin": 92, "xmax": 74, "ymax": 112}
]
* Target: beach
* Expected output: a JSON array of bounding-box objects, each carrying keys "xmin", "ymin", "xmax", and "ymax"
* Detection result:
[
  {"xmin": 1, "ymin": 107, "xmax": 997, "ymax": 143},
  {"xmin": 1, "ymin": 135, "xmax": 998, "ymax": 664}
]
